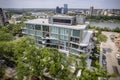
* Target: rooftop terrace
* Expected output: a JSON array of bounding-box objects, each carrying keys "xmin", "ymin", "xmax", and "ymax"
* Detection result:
[{"xmin": 25, "ymin": 19, "xmax": 88, "ymax": 30}]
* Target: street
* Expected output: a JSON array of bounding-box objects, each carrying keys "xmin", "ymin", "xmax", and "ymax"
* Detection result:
[{"xmin": 102, "ymin": 32, "xmax": 120, "ymax": 80}]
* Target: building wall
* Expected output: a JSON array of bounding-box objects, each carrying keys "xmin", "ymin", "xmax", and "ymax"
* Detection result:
[
  {"xmin": 22, "ymin": 22, "xmax": 93, "ymax": 55},
  {"xmin": 49, "ymin": 16, "xmax": 76, "ymax": 25}
]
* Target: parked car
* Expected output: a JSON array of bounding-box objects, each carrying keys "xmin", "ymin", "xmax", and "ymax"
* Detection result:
[
  {"xmin": 110, "ymin": 35, "xmax": 115, "ymax": 41},
  {"xmin": 103, "ymin": 64, "xmax": 107, "ymax": 71},
  {"xmin": 102, "ymin": 59, "xmax": 107, "ymax": 65},
  {"xmin": 116, "ymin": 53, "xmax": 120, "ymax": 59},
  {"xmin": 118, "ymin": 60, "xmax": 120, "ymax": 65},
  {"xmin": 103, "ymin": 48, "xmax": 106, "ymax": 53},
  {"xmin": 102, "ymin": 54, "xmax": 106, "ymax": 59}
]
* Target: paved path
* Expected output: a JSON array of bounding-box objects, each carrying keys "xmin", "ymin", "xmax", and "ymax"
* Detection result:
[
  {"xmin": 102, "ymin": 32, "xmax": 120, "ymax": 80},
  {"xmin": 4, "ymin": 67, "xmax": 16, "ymax": 79}
]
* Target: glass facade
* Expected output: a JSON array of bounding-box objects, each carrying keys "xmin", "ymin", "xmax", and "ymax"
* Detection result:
[
  {"xmin": 35, "ymin": 25, "xmax": 41, "ymax": 30},
  {"xmin": 53, "ymin": 19, "xmax": 71, "ymax": 24},
  {"xmin": 27, "ymin": 24, "xmax": 34, "ymax": 30},
  {"xmin": 70, "ymin": 37, "xmax": 79, "ymax": 43},
  {"xmin": 28, "ymin": 30, "xmax": 34, "ymax": 35},
  {"xmin": 69, "ymin": 48, "xmax": 80, "ymax": 55},
  {"xmin": 50, "ymin": 26, "xmax": 58, "ymax": 34},
  {"xmin": 36, "ymin": 37, "xmax": 42, "ymax": 41},
  {"xmin": 51, "ymin": 34, "xmax": 58, "ymax": 39},
  {"xmin": 60, "ymin": 35, "xmax": 68, "ymax": 41},
  {"xmin": 36, "ymin": 30, "xmax": 42, "ymax": 36},
  {"xmin": 43, "ymin": 25, "xmax": 49, "ymax": 32},
  {"xmin": 71, "ymin": 30, "xmax": 80, "ymax": 37},
  {"xmin": 70, "ymin": 43, "xmax": 79, "ymax": 49},
  {"xmin": 60, "ymin": 28, "xmax": 68, "ymax": 36}
]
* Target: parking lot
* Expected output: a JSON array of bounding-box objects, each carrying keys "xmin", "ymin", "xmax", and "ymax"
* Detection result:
[{"xmin": 101, "ymin": 32, "xmax": 120, "ymax": 80}]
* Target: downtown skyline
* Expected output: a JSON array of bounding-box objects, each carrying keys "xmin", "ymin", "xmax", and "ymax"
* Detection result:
[{"xmin": 0, "ymin": 0, "xmax": 120, "ymax": 9}]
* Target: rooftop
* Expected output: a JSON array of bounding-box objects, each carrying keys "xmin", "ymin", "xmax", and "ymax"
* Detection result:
[
  {"xmin": 31, "ymin": 12, "xmax": 47, "ymax": 16},
  {"xmin": 53, "ymin": 15, "xmax": 75, "ymax": 19},
  {"xmin": 25, "ymin": 19, "xmax": 88, "ymax": 30},
  {"xmin": 12, "ymin": 14, "xmax": 23, "ymax": 18}
]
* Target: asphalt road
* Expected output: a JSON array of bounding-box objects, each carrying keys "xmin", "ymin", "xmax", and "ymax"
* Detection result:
[{"xmin": 102, "ymin": 32, "xmax": 120, "ymax": 80}]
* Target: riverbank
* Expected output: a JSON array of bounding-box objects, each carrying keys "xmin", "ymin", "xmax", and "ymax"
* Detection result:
[
  {"xmin": 88, "ymin": 20, "xmax": 120, "ymax": 23},
  {"xmin": 89, "ymin": 26, "xmax": 120, "ymax": 33},
  {"xmin": 89, "ymin": 21, "xmax": 120, "ymax": 29},
  {"xmin": 86, "ymin": 15, "xmax": 120, "ymax": 22}
]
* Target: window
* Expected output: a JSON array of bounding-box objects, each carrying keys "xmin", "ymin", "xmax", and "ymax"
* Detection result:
[
  {"xmin": 60, "ymin": 28, "xmax": 68, "ymax": 36},
  {"xmin": 70, "ymin": 49, "xmax": 80, "ymax": 55},
  {"xmin": 36, "ymin": 31, "xmax": 42, "ymax": 36},
  {"xmin": 36, "ymin": 37, "xmax": 42, "ymax": 41},
  {"xmin": 71, "ymin": 30, "xmax": 80, "ymax": 37},
  {"xmin": 53, "ymin": 19, "xmax": 71, "ymax": 24},
  {"xmin": 43, "ymin": 25, "xmax": 49, "ymax": 32},
  {"xmin": 60, "ymin": 41, "xmax": 68, "ymax": 47},
  {"xmin": 35, "ymin": 25, "xmax": 41, "ymax": 30},
  {"xmin": 70, "ymin": 37, "xmax": 79, "ymax": 43},
  {"xmin": 60, "ymin": 35, "xmax": 68, "ymax": 41},
  {"xmin": 70, "ymin": 43, "xmax": 79, "ymax": 49},
  {"xmin": 51, "ymin": 26, "xmax": 58, "ymax": 34},
  {"xmin": 50, "ymin": 40, "xmax": 58, "ymax": 45},
  {"xmin": 27, "ymin": 24, "xmax": 34, "ymax": 30},
  {"xmin": 28, "ymin": 30, "xmax": 34, "ymax": 35},
  {"xmin": 51, "ymin": 34, "xmax": 58, "ymax": 39},
  {"xmin": 43, "ymin": 32, "xmax": 49, "ymax": 38},
  {"xmin": 38, "ymin": 41, "xmax": 42, "ymax": 44}
]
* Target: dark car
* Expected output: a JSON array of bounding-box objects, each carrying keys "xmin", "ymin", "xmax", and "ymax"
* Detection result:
[
  {"xmin": 103, "ymin": 48, "xmax": 106, "ymax": 53},
  {"xmin": 102, "ymin": 54, "xmax": 106, "ymax": 59},
  {"xmin": 102, "ymin": 59, "xmax": 107, "ymax": 65},
  {"xmin": 118, "ymin": 60, "xmax": 120, "ymax": 65},
  {"xmin": 103, "ymin": 64, "xmax": 107, "ymax": 71}
]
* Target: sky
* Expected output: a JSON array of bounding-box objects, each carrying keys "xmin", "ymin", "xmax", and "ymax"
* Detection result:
[{"xmin": 0, "ymin": 0, "xmax": 120, "ymax": 9}]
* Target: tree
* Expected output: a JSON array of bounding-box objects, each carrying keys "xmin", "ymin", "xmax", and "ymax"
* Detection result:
[
  {"xmin": 13, "ymin": 36, "xmax": 35, "ymax": 59},
  {"xmin": 0, "ymin": 34, "xmax": 112, "ymax": 80},
  {"xmin": 13, "ymin": 36, "xmax": 77, "ymax": 80},
  {"xmin": 113, "ymin": 27, "xmax": 120, "ymax": 32},
  {"xmin": 13, "ymin": 36, "xmax": 112, "ymax": 80},
  {"xmin": 16, "ymin": 47, "xmax": 73, "ymax": 80},
  {"xmin": 0, "ymin": 30, "xmax": 14, "ymax": 41},
  {"xmin": 6, "ymin": 23, "xmax": 23, "ymax": 36},
  {"xmin": 97, "ymin": 34, "xmax": 107, "ymax": 43}
]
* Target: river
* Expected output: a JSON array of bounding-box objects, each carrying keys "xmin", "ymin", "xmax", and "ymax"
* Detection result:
[{"xmin": 89, "ymin": 21, "xmax": 120, "ymax": 29}]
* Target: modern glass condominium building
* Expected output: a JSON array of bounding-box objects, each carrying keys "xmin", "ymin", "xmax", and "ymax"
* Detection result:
[{"xmin": 22, "ymin": 15, "xmax": 94, "ymax": 55}]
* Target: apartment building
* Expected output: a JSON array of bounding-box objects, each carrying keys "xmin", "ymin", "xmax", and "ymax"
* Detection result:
[{"xmin": 22, "ymin": 15, "xmax": 94, "ymax": 55}]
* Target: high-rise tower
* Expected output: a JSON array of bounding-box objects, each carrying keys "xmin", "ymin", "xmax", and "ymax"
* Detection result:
[
  {"xmin": 63, "ymin": 4, "xmax": 68, "ymax": 14},
  {"xmin": 0, "ymin": 8, "xmax": 8, "ymax": 26},
  {"xmin": 89, "ymin": 6, "xmax": 94, "ymax": 15}
]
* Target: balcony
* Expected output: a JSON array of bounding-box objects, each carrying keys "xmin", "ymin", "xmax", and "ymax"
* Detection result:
[
  {"xmin": 22, "ymin": 27, "xmax": 27, "ymax": 29},
  {"xmin": 58, "ymin": 49, "xmax": 69, "ymax": 55},
  {"xmin": 22, "ymin": 32, "xmax": 27, "ymax": 34}
]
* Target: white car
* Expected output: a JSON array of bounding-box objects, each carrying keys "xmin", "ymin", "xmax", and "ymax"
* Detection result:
[{"xmin": 116, "ymin": 53, "xmax": 120, "ymax": 60}]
